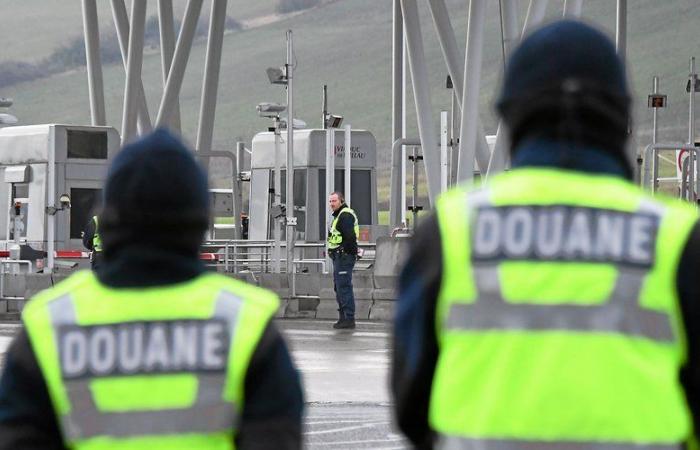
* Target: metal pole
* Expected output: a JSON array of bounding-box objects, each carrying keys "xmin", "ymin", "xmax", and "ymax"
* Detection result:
[
  {"xmin": 616, "ymin": 0, "xmax": 627, "ymax": 59},
  {"xmin": 158, "ymin": 0, "xmax": 182, "ymax": 131},
  {"xmin": 155, "ymin": 0, "xmax": 204, "ymax": 128},
  {"xmin": 322, "ymin": 84, "xmax": 327, "ymax": 129},
  {"xmin": 440, "ymin": 111, "xmax": 448, "ymax": 192},
  {"xmin": 427, "ymin": 0, "xmax": 490, "ymax": 173},
  {"xmin": 690, "ymin": 58, "xmax": 696, "ymax": 146},
  {"xmin": 273, "ymin": 122, "xmax": 282, "ymax": 273},
  {"xmin": 390, "ymin": 0, "xmax": 404, "ymax": 228},
  {"xmin": 81, "ymin": 0, "xmax": 106, "ymax": 126},
  {"xmin": 411, "ymin": 146, "xmax": 419, "ymax": 229},
  {"xmin": 450, "ymin": 89, "xmax": 458, "ymax": 186},
  {"xmin": 233, "ymin": 142, "xmax": 243, "ymax": 240},
  {"xmin": 652, "ymin": 77, "xmax": 659, "ymax": 193},
  {"xmin": 563, "ymin": 0, "xmax": 583, "ymax": 17},
  {"xmin": 196, "ymin": 0, "xmax": 228, "ymax": 171},
  {"xmin": 121, "ymin": 0, "xmax": 147, "ymax": 144},
  {"xmin": 390, "ymin": 138, "xmax": 421, "ymax": 227},
  {"xmin": 325, "ymin": 127, "xmax": 333, "ymax": 271},
  {"xmin": 400, "ymin": 0, "xmax": 441, "ymax": 204},
  {"xmin": 111, "ymin": 0, "xmax": 152, "ymax": 135},
  {"xmin": 285, "ymin": 30, "xmax": 295, "ymax": 276},
  {"xmin": 344, "ymin": 124, "xmax": 351, "ymax": 206},
  {"xmin": 457, "ymin": 0, "xmax": 486, "ymax": 182}
]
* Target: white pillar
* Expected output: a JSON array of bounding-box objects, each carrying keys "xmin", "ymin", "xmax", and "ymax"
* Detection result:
[
  {"xmin": 344, "ymin": 124, "xmax": 352, "ymax": 206},
  {"xmin": 158, "ymin": 0, "xmax": 181, "ymax": 131},
  {"xmin": 81, "ymin": 0, "xmax": 106, "ymax": 126},
  {"xmin": 121, "ymin": 0, "xmax": 147, "ymax": 144}
]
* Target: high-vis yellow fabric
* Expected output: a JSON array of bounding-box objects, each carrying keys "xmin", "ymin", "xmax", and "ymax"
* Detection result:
[
  {"xmin": 327, "ymin": 207, "xmax": 359, "ymax": 250},
  {"xmin": 22, "ymin": 271, "xmax": 279, "ymax": 450},
  {"xmin": 432, "ymin": 168, "xmax": 698, "ymax": 450},
  {"xmin": 92, "ymin": 216, "xmax": 103, "ymax": 253}
]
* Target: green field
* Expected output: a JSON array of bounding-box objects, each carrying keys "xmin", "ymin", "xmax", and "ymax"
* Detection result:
[{"xmin": 3, "ymin": 0, "xmax": 700, "ymax": 201}]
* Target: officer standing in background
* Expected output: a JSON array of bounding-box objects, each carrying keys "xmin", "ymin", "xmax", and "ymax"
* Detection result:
[
  {"xmin": 327, "ymin": 191, "xmax": 359, "ymax": 329},
  {"xmin": 392, "ymin": 20, "xmax": 700, "ymax": 449},
  {"xmin": 82, "ymin": 214, "xmax": 102, "ymax": 270},
  {"xmin": 0, "ymin": 129, "xmax": 303, "ymax": 449}
]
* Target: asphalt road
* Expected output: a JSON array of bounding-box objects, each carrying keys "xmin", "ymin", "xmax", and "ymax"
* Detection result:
[{"xmin": 0, "ymin": 319, "xmax": 407, "ymax": 449}]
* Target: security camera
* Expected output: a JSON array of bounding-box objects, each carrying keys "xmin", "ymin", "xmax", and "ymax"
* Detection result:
[
  {"xmin": 325, "ymin": 114, "xmax": 343, "ymax": 128},
  {"xmin": 257, "ymin": 102, "xmax": 287, "ymax": 118},
  {"xmin": 266, "ymin": 67, "xmax": 287, "ymax": 85},
  {"xmin": 59, "ymin": 194, "xmax": 71, "ymax": 209}
]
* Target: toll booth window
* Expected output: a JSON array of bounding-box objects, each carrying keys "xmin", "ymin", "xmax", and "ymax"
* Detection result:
[
  {"xmin": 277, "ymin": 169, "xmax": 306, "ymax": 240},
  {"xmin": 9, "ymin": 183, "xmax": 29, "ymax": 241},
  {"xmin": 70, "ymin": 188, "xmax": 102, "ymax": 239},
  {"xmin": 67, "ymin": 130, "xmax": 108, "ymax": 159}
]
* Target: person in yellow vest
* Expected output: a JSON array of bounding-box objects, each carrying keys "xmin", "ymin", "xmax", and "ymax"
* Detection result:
[
  {"xmin": 82, "ymin": 214, "xmax": 102, "ymax": 270},
  {"xmin": 0, "ymin": 129, "xmax": 303, "ymax": 449},
  {"xmin": 327, "ymin": 191, "xmax": 359, "ymax": 329},
  {"xmin": 392, "ymin": 20, "xmax": 700, "ymax": 449}
]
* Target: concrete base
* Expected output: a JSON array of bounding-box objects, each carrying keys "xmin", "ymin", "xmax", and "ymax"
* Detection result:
[{"xmin": 369, "ymin": 300, "xmax": 396, "ymax": 320}]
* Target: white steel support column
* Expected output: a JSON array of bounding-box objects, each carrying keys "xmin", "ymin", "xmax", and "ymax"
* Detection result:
[
  {"xmin": 390, "ymin": 0, "xmax": 404, "ymax": 227},
  {"xmin": 457, "ymin": 0, "xmax": 486, "ymax": 182},
  {"xmin": 155, "ymin": 0, "xmax": 204, "ymax": 128},
  {"xmin": 273, "ymin": 121, "xmax": 282, "ymax": 274},
  {"xmin": 111, "ymin": 0, "xmax": 152, "ymax": 135},
  {"xmin": 563, "ymin": 0, "xmax": 583, "ymax": 17},
  {"xmin": 285, "ymin": 30, "xmax": 295, "ymax": 276},
  {"xmin": 523, "ymin": 0, "xmax": 549, "ymax": 34},
  {"xmin": 196, "ymin": 0, "xmax": 228, "ymax": 170},
  {"xmin": 400, "ymin": 0, "xmax": 441, "ymax": 204},
  {"xmin": 427, "ymin": 0, "xmax": 490, "ymax": 173},
  {"xmin": 440, "ymin": 111, "xmax": 448, "ymax": 192},
  {"xmin": 158, "ymin": 0, "xmax": 181, "ymax": 131},
  {"xmin": 325, "ymin": 128, "xmax": 335, "ymax": 272},
  {"xmin": 344, "ymin": 124, "xmax": 352, "ymax": 206},
  {"xmin": 616, "ymin": 0, "xmax": 627, "ymax": 59},
  {"xmin": 81, "ymin": 0, "xmax": 106, "ymax": 126},
  {"xmin": 121, "ymin": 0, "xmax": 147, "ymax": 144}
]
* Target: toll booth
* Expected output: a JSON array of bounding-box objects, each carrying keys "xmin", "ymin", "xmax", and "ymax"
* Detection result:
[
  {"xmin": 248, "ymin": 128, "xmax": 379, "ymax": 242},
  {"xmin": 0, "ymin": 125, "xmax": 120, "ymax": 269}
]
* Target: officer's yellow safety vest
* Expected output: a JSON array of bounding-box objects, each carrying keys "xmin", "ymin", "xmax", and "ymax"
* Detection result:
[
  {"xmin": 432, "ymin": 168, "xmax": 698, "ymax": 450},
  {"xmin": 327, "ymin": 207, "xmax": 359, "ymax": 250},
  {"xmin": 22, "ymin": 270, "xmax": 279, "ymax": 450},
  {"xmin": 92, "ymin": 215, "xmax": 102, "ymax": 253}
]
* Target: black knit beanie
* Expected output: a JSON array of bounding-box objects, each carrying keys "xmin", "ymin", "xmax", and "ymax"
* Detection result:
[
  {"xmin": 496, "ymin": 20, "xmax": 632, "ymax": 176},
  {"xmin": 100, "ymin": 129, "xmax": 210, "ymax": 258}
]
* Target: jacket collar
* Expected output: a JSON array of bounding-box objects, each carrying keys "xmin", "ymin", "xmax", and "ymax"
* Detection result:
[{"xmin": 511, "ymin": 137, "xmax": 631, "ymax": 180}]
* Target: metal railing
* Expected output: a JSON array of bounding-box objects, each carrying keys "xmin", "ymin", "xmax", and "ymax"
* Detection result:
[
  {"xmin": 201, "ymin": 240, "xmax": 377, "ymax": 275},
  {"xmin": 642, "ymin": 143, "xmax": 699, "ymax": 200}
]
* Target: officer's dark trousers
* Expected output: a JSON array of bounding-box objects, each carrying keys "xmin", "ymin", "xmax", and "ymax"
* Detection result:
[{"xmin": 332, "ymin": 253, "xmax": 356, "ymax": 320}]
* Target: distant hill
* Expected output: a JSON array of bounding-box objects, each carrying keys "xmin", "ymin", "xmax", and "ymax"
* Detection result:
[{"xmin": 3, "ymin": 0, "xmax": 700, "ymax": 196}]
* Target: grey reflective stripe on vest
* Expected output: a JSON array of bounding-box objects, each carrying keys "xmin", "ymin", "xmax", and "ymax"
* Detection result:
[
  {"xmin": 436, "ymin": 435, "xmax": 681, "ymax": 450},
  {"xmin": 446, "ymin": 195, "xmax": 674, "ymax": 342},
  {"xmin": 48, "ymin": 290, "xmax": 243, "ymax": 440}
]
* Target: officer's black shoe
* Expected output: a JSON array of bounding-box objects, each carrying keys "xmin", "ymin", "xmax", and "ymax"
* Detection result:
[{"xmin": 333, "ymin": 319, "xmax": 356, "ymax": 330}]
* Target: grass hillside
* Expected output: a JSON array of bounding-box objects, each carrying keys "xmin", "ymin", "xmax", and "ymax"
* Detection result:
[{"xmin": 3, "ymin": 0, "xmax": 700, "ymax": 198}]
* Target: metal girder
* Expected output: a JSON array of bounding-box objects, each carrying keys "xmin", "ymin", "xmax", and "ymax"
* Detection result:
[
  {"xmin": 158, "ymin": 0, "xmax": 182, "ymax": 131},
  {"xmin": 616, "ymin": 0, "xmax": 627, "ymax": 58},
  {"xmin": 121, "ymin": 0, "xmax": 147, "ymax": 144},
  {"xmin": 196, "ymin": 0, "xmax": 228, "ymax": 170},
  {"xmin": 390, "ymin": 0, "xmax": 404, "ymax": 227},
  {"xmin": 400, "ymin": 0, "xmax": 441, "ymax": 205},
  {"xmin": 155, "ymin": 0, "xmax": 204, "ymax": 128},
  {"xmin": 456, "ymin": 0, "xmax": 486, "ymax": 182},
  {"xmin": 427, "ymin": 0, "xmax": 490, "ymax": 174},
  {"xmin": 563, "ymin": 0, "xmax": 583, "ymax": 17},
  {"xmin": 81, "ymin": 0, "xmax": 106, "ymax": 126},
  {"xmin": 111, "ymin": 0, "xmax": 152, "ymax": 135}
]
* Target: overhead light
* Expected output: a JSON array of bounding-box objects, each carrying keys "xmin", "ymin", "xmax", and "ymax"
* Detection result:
[
  {"xmin": 0, "ymin": 113, "xmax": 18, "ymax": 125},
  {"xmin": 0, "ymin": 98, "xmax": 13, "ymax": 108}
]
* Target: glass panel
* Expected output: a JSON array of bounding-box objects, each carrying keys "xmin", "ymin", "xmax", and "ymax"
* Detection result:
[
  {"xmin": 279, "ymin": 169, "xmax": 307, "ymax": 240},
  {"xmin": 70, "ymin": 188, "xmax": 102, "ymax": 239},
  {"xmin": 67, "ymin": 130, "xmax": 108, "ymax": 159},
  {"xmin": 319, "ymin": 169, "xmax": 371, "ymax": 241}
]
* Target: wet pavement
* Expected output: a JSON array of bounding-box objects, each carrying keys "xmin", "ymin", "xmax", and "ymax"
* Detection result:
[{"xmin": 0, "ymin": 319, "xmax": 407, "ymax": 449}]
